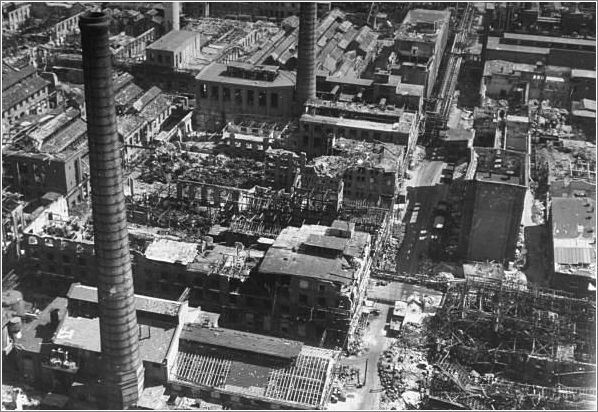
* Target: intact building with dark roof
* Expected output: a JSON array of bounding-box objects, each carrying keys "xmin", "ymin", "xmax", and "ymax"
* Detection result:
[
  {"xmin": 458, "ymin": 148, "xmax": 529, "ymax": 262},
  {"xmin": 486, "ymin": 33, "xmax": 596, "ymax": 69},
  {"xmin": 2, "ymin": 65, "xmax": 52, "ymax": 126}
]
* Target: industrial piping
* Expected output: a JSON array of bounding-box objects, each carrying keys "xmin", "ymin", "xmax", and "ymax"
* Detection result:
[
  {"xmin": 79, "ymin": 12, "xmax": 144, "ymax": 409},
  {"xmin": 296, "ymin": 2, "xmax": 317, "ymax": 111}
]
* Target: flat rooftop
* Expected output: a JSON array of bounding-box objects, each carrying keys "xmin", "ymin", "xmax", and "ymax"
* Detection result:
[
  {"xmin": 502, "ymin": 32, "xmax": 596, "ymax": 48},
  {"xmin": 552, "ymin": 197, "xmax": 596, "ymax": 277},
  {"xmin": 258, "ymin": 223, "xmax": 370, "ymax": 285},
  {"xmin": 147, "ymin": 30, "xmax": 199, "ymax": 52},
  {"xmin": 396, "ymin": 9, "xmax": 450, "ymax": 42},
  {"xmin": 196, "ymin": 62, "xmax": 295, "ymax": 87},
  {"xmin": 144, "ymin": 238, "xmax": 199, "ymax": 265},
  {"xmin": 552, "ymin": 197, "xmax": 596, "ymax": 240},
  {"xmin": 571, "ymin": 69, "xmax": 596, "ymax": 79},
  {"xmin": 486, "ymin": 36, "xmax": 550, "ymax": 55},
  {"xmin": 301, "ymin": 114, "xmax": 410, "ymax": 134},
  {"xmin": 473, "ymin": 147, "xmax": 527, "ymax": 186},
  {"xmin": 53, "ymin": 315, "xmax": 176, "ymax": 364},
  {"xmin": 306, "ymin": 98, "xmax": 405, "ymax": 120},
  {"xmin": 12, "ymin": 296, "xmax": 68, "ymax": 354},
  {"xmin": 141, "ymin": 236, "xmax": 257, "ymax": 277},
  {"xmin": 483, "ymin": 59, "xmax": 537, "ymax": 77}
]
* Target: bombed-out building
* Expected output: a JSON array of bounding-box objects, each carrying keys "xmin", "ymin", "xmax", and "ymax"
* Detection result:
[
  {"xmin": 293, "ymin": 99, "xmax": 418, "ymax": 157},
  {"xmin": 20, "ymin": 215, "xmax": 371, "ymax": 350},
  {"xmin": 2, "ymin": 108, "xmax": 89, "ymax": 209}
]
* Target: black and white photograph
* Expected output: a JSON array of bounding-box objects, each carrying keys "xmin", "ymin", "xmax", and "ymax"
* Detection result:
[{"xmin": 1, "ymin": 1, "xmax": 596, "ymax": 410}]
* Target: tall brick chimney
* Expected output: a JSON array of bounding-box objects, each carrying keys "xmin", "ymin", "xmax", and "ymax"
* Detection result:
[
  {"xmin": 165, "ymin": 1, "xmax": 181, "ymax": 32},
  {"xmin": 296, "ymin": 2, "xmax": 317, "ymax": 112},
  {"xmin": 79, "ymin": 12, "xmax": 144, "ymax": 409}
]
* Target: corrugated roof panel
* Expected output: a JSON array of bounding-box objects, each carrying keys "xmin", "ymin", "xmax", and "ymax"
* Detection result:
[{"xmin": 554, "ymin": 246, "xmax": 593, "ymax": 265}]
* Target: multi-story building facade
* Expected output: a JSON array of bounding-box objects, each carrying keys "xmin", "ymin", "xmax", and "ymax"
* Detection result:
[
  {"xmin": 394, "ymin": 9, "xmax": 451, "ymax": 98},
  {"xmin": 145, "ymin": 30, "xmax": 202, "ymax": 69},
  {"xmin": 195, "ymin": 62, "xmax": 297, "ymax": 131},
  {"xmin": 293, "ymin": 99, "xmax": 418, "ymax": 157},
  {"xmin": 254, "ymin": 220, "xmax": 372, "ymax": 347},
  {"xmin": 2, "ymin": 109, "xmax": 89, "ymax": 209},
  {"xmin": 2, "ymin": 66, "xmax": 52, "ymax": 126},
  {"xmin": 458, "ymin": 148, "xmax": 528, "ymax": 262},
  {"xmin": 2, "ymin": 2, "xmax": 31, "ymax": 31},
  {"xmin": 20, "ymin": 219, "xmax": 370, "ymax": 349}
]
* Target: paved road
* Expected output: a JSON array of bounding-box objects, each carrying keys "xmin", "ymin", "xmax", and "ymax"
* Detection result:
[
  {"xmin": 406, "ymin": 160, "xmax": 445, "ymax": 188},
  {"xmin": 397, "ymin": 185, "xmax": 448, "ymax": 274},
  {"xmin": 331, "ymin": 303, "xmax": 392, "ymax": 411}
]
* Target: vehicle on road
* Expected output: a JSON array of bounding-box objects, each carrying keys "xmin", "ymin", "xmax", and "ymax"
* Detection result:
[{"xmin": 434, "ymin": 215, "xmax": 445, "ymax": 229}]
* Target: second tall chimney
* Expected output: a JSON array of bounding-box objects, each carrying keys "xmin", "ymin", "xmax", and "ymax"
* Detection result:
[
  {"xmin": 165, "ymin": 1, "xmax": 181, "ymax": 32},
  {"xmin": 296, "ymin": 2, "xmax": 317, "ymax": 110},
  {"xmin": 79, "ymin": 12, "xmax": 144, "ymax": 409}
]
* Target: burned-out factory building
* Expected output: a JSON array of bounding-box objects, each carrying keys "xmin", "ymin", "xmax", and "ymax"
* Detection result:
[{"xmin": 2, "ymin": 2, "xmax": 596, "ymax": 411}]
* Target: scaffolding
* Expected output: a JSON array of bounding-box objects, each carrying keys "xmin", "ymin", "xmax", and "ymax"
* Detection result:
[
  {"xmin": 172, "ymin": 347, "xmax": 333, "ymax": 409},
  {"xmin": 174, "ymin": 351, "xmax": 232, "ymax": 388},
  {"xmin": 428, "ymin": 275, "xmax": 596, "ymax": 409},
  {"xmin": 264, "ymin": 354, "xmax": 331, "ymax": 408}
]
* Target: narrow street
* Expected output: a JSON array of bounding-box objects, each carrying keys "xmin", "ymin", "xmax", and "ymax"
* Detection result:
[
  {"xmin": 397, "ymin": 161, "xmax": 450, "ymax": 274},
  {"xmin": 329, "ymin": 302, "xmax": 393, "ymax": 411}
]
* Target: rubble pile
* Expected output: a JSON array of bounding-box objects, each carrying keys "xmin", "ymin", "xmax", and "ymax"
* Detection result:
[
  {"xmin": 375, "ymin": 237, "xmax": 399, "ymax": 272},
  {"xmin": 140, "ymin": 142, "xmax": 266, "ymax": 189},
  {"xmin": 378, "ymin": 323, "xmax": 431, "ymax": 409},
  {"xmin": 529, "ymin": 100, "xmax": 573, "ymax": 140},
  {"xmin": 330, "ymin": 365, "xmax": 361, "ymax": 404},
  {"xmin": 346, "ymin": 313, "xmax": 370, "ymax": 356},
  {"xmin": 42, "ymin": 217, "xmax": 93, "ymax": 240}
]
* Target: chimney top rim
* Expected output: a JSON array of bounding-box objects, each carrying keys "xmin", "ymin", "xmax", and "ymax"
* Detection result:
[{"xmin": 80, "ymin": 12, "xmax": 110, "ymax": 27}]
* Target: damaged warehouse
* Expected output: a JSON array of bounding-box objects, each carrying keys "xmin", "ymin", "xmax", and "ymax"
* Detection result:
[{"xmin": 2, "ymin": 2, "xmax": 596, "ymax": 410}]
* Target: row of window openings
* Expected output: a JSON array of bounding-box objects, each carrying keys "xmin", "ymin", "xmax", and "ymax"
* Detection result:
[
  {"xmin": 34, "ymin": 257, "xmax": 329, "ymax": 293},
  {"xmin": 6, "ymin": 91, "xmax": 47, "ymax": 116},
  {"xmin": 346, "ymin": 177, "xmax": 393, "ymax": 185},
  {"xmin": 304, "ymin": 124, "xmax": 386, "ymax": 141},
  {"xmin": 200, "ymin": 86, "xmax": 278, "ymax": 108},
  {"xmin": 182, "ymin": 288, "xmax": 331, "ymax": 308},
  {"xmin": 148, "ymin": 52, "xmax": 183, "ymax": 65}
]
